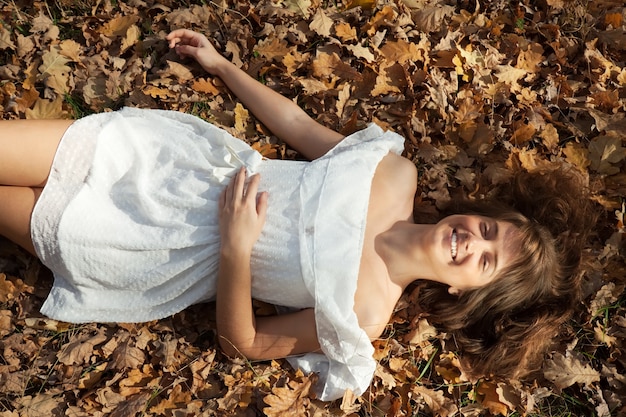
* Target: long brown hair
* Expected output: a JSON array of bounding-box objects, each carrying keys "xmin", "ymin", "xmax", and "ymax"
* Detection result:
[{"xmin": 416, "ymin": 167, "xmax": 598, "ymax": 380}]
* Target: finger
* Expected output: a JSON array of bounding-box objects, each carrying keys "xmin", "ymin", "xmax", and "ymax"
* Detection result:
[
  {"xmin": 224, "ymin": 172, "xmax": 237, "ymax": 203},
  {"xmin": 244, "ymin": 173, "xmax": 261, "ymax": 203},
  {"xmin": 233, "ymin": 167, "xmax": 247, "ymax": 200},
  {"xmin": 257, "ymin": 191, "xmax": 269, "ymax": 218}
]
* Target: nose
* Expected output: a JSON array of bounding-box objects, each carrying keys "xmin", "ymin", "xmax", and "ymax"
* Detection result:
[{"xmin": 464, "ymin": 232, "xmax": 492, "ymax": 254}]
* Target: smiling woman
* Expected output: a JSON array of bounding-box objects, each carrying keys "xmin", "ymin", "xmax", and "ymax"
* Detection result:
[
  {"xmin": 0, "ymin": 29, "xmax": 598, "ymax": 401},
  {"xmin": 416, "ymin": 168, "xmax": 598, "ymax": 380}
]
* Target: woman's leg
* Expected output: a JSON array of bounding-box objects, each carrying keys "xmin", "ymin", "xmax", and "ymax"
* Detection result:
[
  {"xmin": 0, "ymin": 119, "xmax": 74, "ymax": 254},
  {"xmin": 0, "ymin": 186, "xmax": 41, "ymax": 255},
  {"xmin": 0, "ymin": 119, "xmax": 74, "ymax": 187}
]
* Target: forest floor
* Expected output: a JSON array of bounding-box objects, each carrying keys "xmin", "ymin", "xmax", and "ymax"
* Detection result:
[{"xmin": 1, "ymin": 0, "xmax": 625, "ymax": 416}]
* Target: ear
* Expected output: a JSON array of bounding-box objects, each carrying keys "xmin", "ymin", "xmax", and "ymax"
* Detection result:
[{"xmin": 448, "ymin": 286, "xmax": 462, "ymax": 296}]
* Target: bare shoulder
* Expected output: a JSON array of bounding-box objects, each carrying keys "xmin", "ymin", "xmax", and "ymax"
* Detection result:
[{"xmin": 375, "ymin": 153, "xmax": 417, "ymax": 186}]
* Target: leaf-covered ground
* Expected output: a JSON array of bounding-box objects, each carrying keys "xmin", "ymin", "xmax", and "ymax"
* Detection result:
[{"xmin": 1, "ymin": 0, "xmax": 625, "ymax": 415}]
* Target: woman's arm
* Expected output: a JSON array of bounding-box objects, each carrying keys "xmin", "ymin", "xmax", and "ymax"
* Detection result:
[
  {"xmin": 217, "ymin": 168, "xmax": 320, "ymax": 359},
  {"xmin": 166, "ymin": 29, "xmax": 344, "ymax": 160}
]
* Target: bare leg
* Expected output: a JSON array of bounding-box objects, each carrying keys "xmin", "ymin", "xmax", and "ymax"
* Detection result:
[
  {"xmin": 0, "ymin": 119, "xmax": 74, "ymax": 254},
  {"xmin": 0, "ymin": 119, "xmax": 74, "ymax": 187},
  {"xmin": 0, "ymin": 186, "xmax": 41, "ymax": 255}
]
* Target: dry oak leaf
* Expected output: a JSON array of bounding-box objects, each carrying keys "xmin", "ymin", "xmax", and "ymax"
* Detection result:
[
  {"xmin": 100, "ymin": 15, "xmax": 140, "ymax": 37},
  {"xmin": 16, "ymin": 34, "xmax": 35, "ymax": 58},
  {"xmin": 544, "ymin": 352, "xmax": 600, "ymax": 390},
  {"xmin": 309, "ymin": 8, "xmax": 334, "ymax": 37},
  {"xmin": 0, "ymin": 273, "xmax": 30, "ymax": 303},
  {"xmin": 516, "ymin": 43, "xmax": 545, "ymax": 73},
  {"xmin": 335, "ymin": 22, "xmax": 358, "ymax": 42},
  {"xmin": 59, "ymin": 39, "xmax": 82, "ymax": 62},
  {"xmin": 263, "ymin": 374, "xmax": 313, "ymax": 417},
  {"xmin": 25, "ymin": 96, "xmax": 68, "ymax": 119},
  {"xmin": 411, "ymin": 5, "xmax": 456, "ymax": 33},
  {"xmin": 473, "ymin": 380, "xmax": 514, "ymax": 416},
  {"xmin": 121, "ymin": 24, "xmax": 141, "ymax": 53},
  {"xmin": 345, "ymin": 43, "xmax": 376, "ymax": 63},
  {"xmin": 563, "ymin": 141, "xmax": 591, "ymax": 171},
  {"xmin": 38, "ymin": 47, "xmax": 71, "ymax": 94},
  {"xmin": 0, "ymin": 26, "xmax": 15, "ymax": 50},
  {"xmin": 57, "ymin": 330, "xmax": 109, "ymax": 366},
  {"xmin": 380, "ymin": 39, "xmax": 426, "ymax": 64},
  {"xmin": 413, "ymin": 385, "xmax": 458, "ymax": 417},
  {"xmin": 285, "ymin": 0, "xmax": 312, "ymax": 17},
  {"xmin": 494, "ymin": 64, "xmax": 527, "ymax": 92},
  {"xmin": 588, "ymin": 135, "xmax": 626, "ymax": 175},
  {"xmin": 312, "ymin": 52, "xmax": 362, "ymax": 81},
  {"xmin": 15, "ymin": 393, "xmax": 64, "ymax": 417},
  {"xmin": 255, "ymin": 37, "xmax": 292, "ymax": 61}
]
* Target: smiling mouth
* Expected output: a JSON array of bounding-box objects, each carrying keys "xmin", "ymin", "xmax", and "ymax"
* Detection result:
[{"xmin": 451, "ymin": 228, "xmax": 458, "ymax": 260}]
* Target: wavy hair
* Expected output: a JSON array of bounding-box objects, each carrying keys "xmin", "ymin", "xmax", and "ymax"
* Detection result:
[{"xmin": 415, "ymin": 167, "xmax": 598, "ymax": 380}]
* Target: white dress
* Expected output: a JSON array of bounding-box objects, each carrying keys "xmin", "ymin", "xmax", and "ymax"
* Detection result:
[{"xmin": 30, "ymin": 107, "xmax": 405, "ymax": 401}]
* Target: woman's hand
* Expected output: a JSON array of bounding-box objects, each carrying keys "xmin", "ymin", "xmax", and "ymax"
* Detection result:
[
  {"xmin": 219, "ymin": 168, "xmax": 268, "ymax": 255},
  {"xmin": 166, "ymin": 29, "xmax": 229, "ymax": 75}
]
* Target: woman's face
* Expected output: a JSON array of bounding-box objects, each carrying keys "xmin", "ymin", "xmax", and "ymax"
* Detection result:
[{"xmin": 428, "ymin": 214, "xmax": 520, "ymax": 292}]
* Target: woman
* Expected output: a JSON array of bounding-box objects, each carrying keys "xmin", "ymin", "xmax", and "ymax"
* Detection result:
[{"xmin": 0, "ymin": 29, "xmax": 595, "ymax": 400}]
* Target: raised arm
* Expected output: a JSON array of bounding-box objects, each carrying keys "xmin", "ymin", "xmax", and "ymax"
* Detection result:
[
  {"xmin": 216, "ymin": 168, "xmax": 320, "ymax": 359},
  {"xmin": 166, "ymin": 29, "xmax": 344, "ymax": 160}
]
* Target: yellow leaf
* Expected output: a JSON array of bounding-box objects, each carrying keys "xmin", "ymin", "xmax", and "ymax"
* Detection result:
[
  {"xmin": 191, "ymin": 78, "xmax": 219, "ymax": 95},
  {"xmin": 234, "ymin": 102, "xmax": 250, "ymax": 135}
]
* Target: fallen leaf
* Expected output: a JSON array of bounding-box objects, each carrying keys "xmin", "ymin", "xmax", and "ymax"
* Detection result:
[
  {"xmin": 544, "ymin": 353, "xmax": 600, "ymax": 390},
  {"xmin": 309, "ymin": 8, "xmax": 333, "ymax": 37}
]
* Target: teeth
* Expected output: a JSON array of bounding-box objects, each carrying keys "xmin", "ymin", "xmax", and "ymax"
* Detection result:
[{"xmin": 451, "ymin": 229, "xmax": 457, "ymax": 260}]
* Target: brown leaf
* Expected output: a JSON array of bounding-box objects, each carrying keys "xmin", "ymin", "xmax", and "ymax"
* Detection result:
[
  {"xmin": 38, "ymin": 47, "xmax": 71, "ymax": 93},
  {"xmin": 544, "ymin": 353, "xmax": 600, "ymax": 390},
  {"xmin": 57, "ymin": 329, "xmax": 108, "ymax": 366},
  {"xmin": 312, "ymin": 51, "xmax": 362, "ymax": 81},
  {"xmin": 589, "ymin": 135, "xmax": 626, "ymax": 175},
  {"xmin": 15, "ymin": 393, "xmax": 64, "ymax": 417},
  {"xmin": 413, "ymin": 385, "xmax": 458, "ymax": 417},
  {"xmin": 25, "ymin": 96, "xmax": 68, "ymax": 119},
  {"xmin": 100, "ymin": 15, "xmax": 140, "ymax": 37},
  {"xmin": 263, "ymin": 376, "xmax": 312, "ymax": 416},
  {"xmin": 309, "ymin": 8, "xmax": 333, "ymax": 37},
  {"xmin": 335, "ymin": 22, "xmax": 357, "ymax": 42},
  {"xmin": 474, "ymin": 380, "xmax": 511, "ymax": 415},
  {"xmin": 255, "ymin": 37, "xmax": 291, "ymax": 61},
  {"xmin": 0, "ymin": 26, "xmax": 15, "ymax": 50},
  {"xmin": 106, "ymin": 338, "xmax": 146, "ymax": 370}
]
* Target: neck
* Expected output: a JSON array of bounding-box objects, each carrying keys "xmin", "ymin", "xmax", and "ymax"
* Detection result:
[{"xmin": 375, "ymin": 221, "xmax": 444, "ymax": 289}]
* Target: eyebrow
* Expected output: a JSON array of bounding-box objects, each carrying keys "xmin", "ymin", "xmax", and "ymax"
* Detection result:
[{"xmin": 492, "ymin": 221, "xmax": 499, "ymax": 276}]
